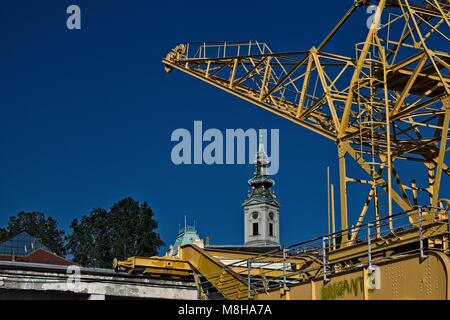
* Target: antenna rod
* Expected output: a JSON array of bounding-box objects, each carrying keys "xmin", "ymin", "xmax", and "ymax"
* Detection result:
[{"xmin": 331, "ymin": 184, "xmax": 336, "ymax": 249}]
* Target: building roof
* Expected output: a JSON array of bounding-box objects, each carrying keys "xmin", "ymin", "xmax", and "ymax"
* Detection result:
[
  {"xmin": 205, "ymin": 245, "xmax": 281, "ymax": 254},
  {"xmin": 171, "ymin": 225, "xmax": 203, "ymax": 256},
  {"xmin": 0, "ymin": 230, "xmax": 50, "ymax": 256},
  {"xmin": 0, "ymin": 230, "xmax": 74, "ymax": 266},
  {"xmin": 0, "ymin": 248, "xmax": 74, "ymax": 266}
]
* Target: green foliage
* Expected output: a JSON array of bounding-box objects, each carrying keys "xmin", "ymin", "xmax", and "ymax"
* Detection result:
[
  {"xmin": 0, "ymin": 198, "xmax": 164, "ymax": 268},
  {"xmin": 67, "ymin": 208, "xmax": 111, "ymax": 268},
  {"xmin": 67, "ymin": 197, "xmax": 164, "ymax": 268},
  {"xmin": 3, "ymin": 211, "xmax": 66, "ymax": 256},
  {"xmin": 0, "ymin": 227, "xmax": 7, "ymax": 241}
]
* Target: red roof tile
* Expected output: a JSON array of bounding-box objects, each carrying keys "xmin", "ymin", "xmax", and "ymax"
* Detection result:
[{"xmin": 0, "ymin": 248, "xmax": 75, "ymax": 266}]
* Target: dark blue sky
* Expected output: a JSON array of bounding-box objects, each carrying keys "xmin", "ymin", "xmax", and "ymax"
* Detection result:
[{"xmin": 1, "ymin": 0, "xmax": 420, "ymax": 252}]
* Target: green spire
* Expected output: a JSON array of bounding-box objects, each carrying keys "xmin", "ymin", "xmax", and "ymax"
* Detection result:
[{"xmin": 245, "ymin": 134, "xmax": 277, "ymax": 204}]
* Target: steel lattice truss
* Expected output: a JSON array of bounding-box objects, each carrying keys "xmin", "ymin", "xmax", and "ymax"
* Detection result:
[{"xmin": 163, "ymin": 0, "xmax": 450, "ymax": 243}]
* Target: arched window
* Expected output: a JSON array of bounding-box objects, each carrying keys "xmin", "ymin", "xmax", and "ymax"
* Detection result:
[{"xmin": 252, "ymin": 223, "xmax": 259, "ymax": 236}]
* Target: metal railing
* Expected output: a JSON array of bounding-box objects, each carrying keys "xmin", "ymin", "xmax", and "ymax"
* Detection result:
[
  {"xmin": 177, "ymin": 41, "xmax": 273, "ymax": 61},
  {"xmin": 197, "ymin": 205, "xmax": 449, "ymax": 299}
]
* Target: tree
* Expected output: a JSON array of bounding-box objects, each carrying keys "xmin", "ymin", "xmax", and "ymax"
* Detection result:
[
  {"xmin": 0, "ymin": 227, "xmax": 7, "ymax": 241},
  {"xmin": 2, "ymin": 211, "xmax": 66, "ymax": 256},
  {"xmin": 67, "ymin": 197, "xmax": 164, "ymax": 268},
  {"xmin": 67, "ymin": 208, "xmax": 112, "ymax": 268}
]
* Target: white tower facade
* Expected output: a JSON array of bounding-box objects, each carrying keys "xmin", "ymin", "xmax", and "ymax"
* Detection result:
[{"xmin": 243, "ymin": 136, "xmax": 280, "ymax": 246}]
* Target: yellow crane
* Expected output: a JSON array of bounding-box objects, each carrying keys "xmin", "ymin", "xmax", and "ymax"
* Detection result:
[{"xmin": 115, "ymin": 0, "xmax": 450, "ymax": 299}]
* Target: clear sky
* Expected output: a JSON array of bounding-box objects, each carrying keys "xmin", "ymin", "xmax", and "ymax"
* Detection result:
[{"xmin": 1, "ymin": 0, "xmax": 442, "ymax": 253}]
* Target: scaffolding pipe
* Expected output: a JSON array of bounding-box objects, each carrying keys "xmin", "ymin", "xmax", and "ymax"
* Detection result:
[
  {"xmin": 247, "ymin": 259, "xmax": 252, "ymax": 300},
  {"xmin": 322, "ymin": 236, "xmax": 330, "ymax": 283},
  {"xmin": 418, "ymin": 207, "xmax": 427, "ymax": 260}
]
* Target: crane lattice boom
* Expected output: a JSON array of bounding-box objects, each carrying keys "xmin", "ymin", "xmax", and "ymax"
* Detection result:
[{"xmin": 163, "ymin": 0, "xmax": 450, "ymax": 242}]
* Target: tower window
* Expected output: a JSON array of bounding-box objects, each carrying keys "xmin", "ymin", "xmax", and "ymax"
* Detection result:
[
  {"xmin": 252, "ymin": 223, "xmax": 259, "ymax": 236},
  {"xmin": 269, "ymin": 223, "xmax": 274, "ymax": 237}
]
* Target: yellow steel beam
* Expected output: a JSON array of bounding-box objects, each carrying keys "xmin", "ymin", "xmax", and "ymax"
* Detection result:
[
  {"xmin": 432, "ymin": 96, "xmax": 450, "ymax": 207},
  {"xmin": 339, "ymin": 0, "xmax": 387, "ymax": 139},
  {"xmin": 113, "ymin": 256, "xmax": 192, "ymax": 277},
  {"xmin": 338, "ymin": 143, "xmax": 349, "ymax": 240},
  {"xmin": 162, "ymin": 0, "xmax": 449, "ymax": 259},
  {"xmin": 179, "ymin": 245, "xmax": 249, "ymax": 300}
]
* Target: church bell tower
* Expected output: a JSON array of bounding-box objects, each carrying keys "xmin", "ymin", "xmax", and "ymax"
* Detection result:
[{"xmin": 243, "ymin": 135, "xmax": 280, "ymax": 246}]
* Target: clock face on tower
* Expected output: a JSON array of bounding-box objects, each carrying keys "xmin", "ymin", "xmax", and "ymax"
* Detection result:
[{"xmin": 252, "ymin": 212, "xmax": 259, "ymax": 219}]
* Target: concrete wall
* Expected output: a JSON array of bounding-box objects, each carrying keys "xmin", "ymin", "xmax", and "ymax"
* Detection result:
[{"xmin": 0, "ymin": 262, "xmax": 197, "ymax": 300}]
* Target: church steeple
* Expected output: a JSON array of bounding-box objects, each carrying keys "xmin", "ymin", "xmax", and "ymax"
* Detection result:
[
  {"xmin": 243, "ymin": 134, "xmax": 280, "ymax": 246},
  {"xmin": 248, "ymin": 134, "xmax": 275, "ymax": 190}
]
